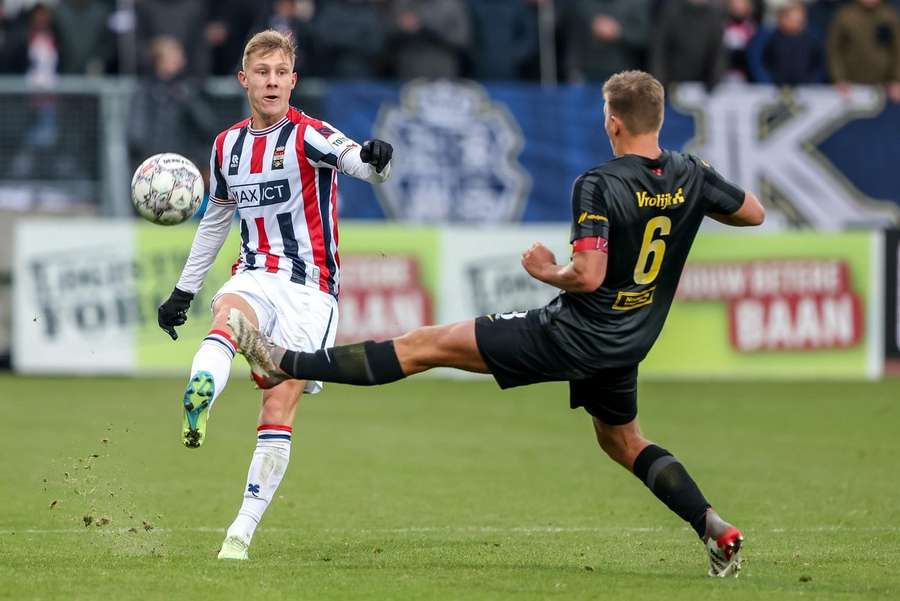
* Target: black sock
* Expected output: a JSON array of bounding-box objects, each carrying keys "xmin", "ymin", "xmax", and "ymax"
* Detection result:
[
  {"xmin": 279, "ymin": 340, "xmax": 406, "ymax": 386},
  {"xmin": 632, "ymin": 444, "xmax": 711, "ymax": 539}
]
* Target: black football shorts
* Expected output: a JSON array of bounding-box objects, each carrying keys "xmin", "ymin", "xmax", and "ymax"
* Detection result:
[{"xmin": 474, "ymin": 310, "xmax": 638, "ymax": 425}]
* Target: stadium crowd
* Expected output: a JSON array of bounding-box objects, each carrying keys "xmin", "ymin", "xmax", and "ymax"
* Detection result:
[{"xmin": 0, "ymin": 0, "xmax": 897, "ymax": 92}]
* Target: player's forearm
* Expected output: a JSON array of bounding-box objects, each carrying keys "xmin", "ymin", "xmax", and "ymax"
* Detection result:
[
  {"xmin": 176, "ymin": 201, "xmax": 234, "ymax": 293},
  {"xmin": 534, "ymin": 262, "xmax": 600, "ymax": 293}
]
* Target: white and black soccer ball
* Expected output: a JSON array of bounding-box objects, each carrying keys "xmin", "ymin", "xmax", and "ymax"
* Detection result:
[{"xmin": 131, "ymin": 153, "xmax": 204, "ymax": 226}]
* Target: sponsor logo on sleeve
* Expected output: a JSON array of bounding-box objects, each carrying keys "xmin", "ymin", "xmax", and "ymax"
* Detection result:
[
  {"xmin": 577, "ymin": 211, "xmax": 608, "ymax": 224},
  {"xmin": 316, "ymin": 125, "xmax": 336, "ymax": 138}
]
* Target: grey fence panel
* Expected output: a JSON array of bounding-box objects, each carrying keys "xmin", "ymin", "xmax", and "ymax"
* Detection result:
[{"xmin": 0, "ymin": 76, "xmax": 320, "ymax": 218}]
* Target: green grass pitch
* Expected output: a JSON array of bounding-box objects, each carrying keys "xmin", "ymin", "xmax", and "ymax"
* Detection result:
[{"xmin": 1, "ymin": 374, "xmax": 898, "ymax": 600}]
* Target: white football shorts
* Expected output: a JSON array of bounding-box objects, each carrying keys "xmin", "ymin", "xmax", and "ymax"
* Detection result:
[{"xmin": 212, "ymin": 271, "xmax": 339, "ymax": 394}]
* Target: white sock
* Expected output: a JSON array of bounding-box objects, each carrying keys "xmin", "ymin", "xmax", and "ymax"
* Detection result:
[
  {"xmin": 226, "ymin": 425, "xmax": 292, "ymax": 544},
  {"xmin": 188, "ymin": 329, "xmax": 236, "ymax": 405}
]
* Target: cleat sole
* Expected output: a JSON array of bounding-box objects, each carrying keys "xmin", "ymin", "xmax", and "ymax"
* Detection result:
[{"xmin": 182, "ymin": 372, "xmax": 214, "ymax": 448}]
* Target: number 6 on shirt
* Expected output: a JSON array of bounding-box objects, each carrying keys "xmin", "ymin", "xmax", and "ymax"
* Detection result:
[{"xmin": 633, "ymin": 216, "xmax": 671, "ymax": 285}]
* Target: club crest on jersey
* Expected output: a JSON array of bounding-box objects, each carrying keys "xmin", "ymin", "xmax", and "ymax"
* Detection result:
[
  {"xmin": 229, "ymin": 179, "xmax": 291, "ymax": 208},
  {"xmin": 272, "ymin": 146, "xmax": 285, "ymax": 169},
  {"xmin": 372, "ymin": 80, "xmax": 530, "ymax": 223}
]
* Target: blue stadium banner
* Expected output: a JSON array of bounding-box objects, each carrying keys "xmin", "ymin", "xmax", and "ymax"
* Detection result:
[{"xmin": 324, "ymin": 81, "xmax": 900, "ymax": 228}]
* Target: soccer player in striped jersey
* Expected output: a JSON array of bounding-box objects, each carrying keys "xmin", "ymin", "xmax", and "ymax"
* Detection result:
[{"xmin": 155, "ymin": 30, "xmax": 393, "ymax": 560}]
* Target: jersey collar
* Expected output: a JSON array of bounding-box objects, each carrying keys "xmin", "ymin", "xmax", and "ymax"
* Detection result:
[
  {"xmin": 248, "ymin": 114, "xmax": 290, "ymax": 136},
  {"xmin": 627, "ymin": 150, "xmax": 669, "ymax": 167}
]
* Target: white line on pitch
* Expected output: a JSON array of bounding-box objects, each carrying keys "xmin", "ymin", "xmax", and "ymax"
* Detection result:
[{"xmin": 2, "ymin": 525, "xmax": 898, "ymax": 535}]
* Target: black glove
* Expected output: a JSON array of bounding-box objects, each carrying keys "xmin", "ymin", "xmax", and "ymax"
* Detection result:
[
  {"xmin": 360, "ymin": 139, "xmax": 393, "ymax": 173},
  {"xmin": 158, "ymin": 287, "xmax": 194, "ymax": 340}
]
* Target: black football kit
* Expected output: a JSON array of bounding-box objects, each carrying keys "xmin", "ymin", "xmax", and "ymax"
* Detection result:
[{"xmin": 475, "ymin": 150, "xmax": 745, "ymax": 424}]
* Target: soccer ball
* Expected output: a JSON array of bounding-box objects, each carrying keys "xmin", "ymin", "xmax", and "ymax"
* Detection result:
[{"xmin": 131, "ymin": 153, "xmax": 204, "ymax": 226}]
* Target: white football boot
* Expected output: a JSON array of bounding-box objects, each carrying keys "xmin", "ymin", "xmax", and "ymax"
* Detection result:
[
  {"xmin": 217, "ymin": 535, "xmax": 250, "ymax": 560},
  {"xmin": 704, "ymin": 510, "xmax": 744, "ymax": 577}
]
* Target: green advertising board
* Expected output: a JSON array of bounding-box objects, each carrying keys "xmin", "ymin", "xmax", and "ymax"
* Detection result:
[
  {"xmin": 643, "ymin": 232, "xmax": 877, "ymax": 379},
  {"xmin": 135, "ymin": 222, "xmax": 244, "ymax": 372}
]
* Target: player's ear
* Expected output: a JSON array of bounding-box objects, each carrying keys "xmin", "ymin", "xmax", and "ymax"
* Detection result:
[
  {"xmin": 238, "ymin": 70, "xmax": 248, "ymax": 89},
  {"xmin": 290, "ymin": 70, "xmax": 298, "ymax": 89},
  {"xmin": 609, "ymin": 114, "xmax": 620, "ymax": 137}
]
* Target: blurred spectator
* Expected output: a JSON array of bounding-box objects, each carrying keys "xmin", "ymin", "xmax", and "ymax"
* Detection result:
[
  {"xmin": 135, "ymin": 0, "xmax": 209, "ymax": 78},
  {"xmin": 467, "ymin": 0, "xmax": 539, "ymax": 80},
  {"xmin": 723, "ymin": 0, "xmax": 757, "ymax": 81},
  {"xmin": 54, "ymin": 0, "xmax": 111, "ymax": 74},
  {"xmin": 561, "ymin": 0, "xmax": 651, "ymax": 83},
  {"xmin": 3, "ymin": 4, "xmax": 62, "ymax": 177},
  {"xmin": 827, "ymin": 0, "xmax": 900, "ymax": 101},
  {"xmin": 753, "ymin": 1, "xmax": 825, "ymax": 85},
  {"xmin": 128, "ymin": 37, "xmax": 216, "ymax": 173},
  {"xmin": 1, "ymin": 1, "xmax": 55, "ymax": 19},
  {"xmin": 387, "ymin": 0, "xmax": 472, "ymax": 79},
  {"xmin": 206, "ymin": 0, "xmax": 265, "ymax": 75},
  {"xmin": 313, "ymin": 0, "xmax": 385, "ymax": 79},
  {"xmin": 6, "ymin": 4, "xmax": 53, "ymax": 82},
  {"xmin": 807, "ymin": 0, "xmax": 847, "ymax": 39},
  {"xmin": 0, "ymin": 6, "xmax": 11, "ymax": 69},
  {"xmin": 259, "ymin": 0, "xmax": 319, "ymax": 76},
  {"xmin": 2, "ymin": 2, "xmax": 57, "ymax": 78},
  {"xmin": 651, "ymin": 0, "xmax": 726, "ymax": 89}
]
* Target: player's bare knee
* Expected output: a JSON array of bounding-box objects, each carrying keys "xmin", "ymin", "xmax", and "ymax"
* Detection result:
[
  {"xmin": 211, "ymin": 304, "xmax": 232, "ymax": 325},
  {"xmin": 396, "ymin": 326, "xmax": 444, "ymax": 369},
  {"xmin": 212, "ymin": 294, "xmax": 256, "ymax": 329}
]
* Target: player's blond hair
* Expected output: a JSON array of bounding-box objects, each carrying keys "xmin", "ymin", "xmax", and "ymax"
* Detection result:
[
  {"xmin": 242, "ymin": 29, "xmax": 296, "ymax": 71},
  {"xmin": 602, "ymin": 71, "xmax": 665, "ymax": 135}
]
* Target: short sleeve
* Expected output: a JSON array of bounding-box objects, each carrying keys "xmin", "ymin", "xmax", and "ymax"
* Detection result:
[
  {"xmin": 569, "ymin": 172, "xmax": 610, "ymax": 244},
  {"xmin": 698, "ymin": 158, "xmax": 744, "ymax": 215}
]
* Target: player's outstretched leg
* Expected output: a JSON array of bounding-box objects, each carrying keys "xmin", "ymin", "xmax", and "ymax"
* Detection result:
[
  {"xmin": 593, "ymin": 417, "xmax": 744, "ymax": 577},
  {"xmin": 181, "ymin": 296, "xmax": 257, "ymax": 448},
  {"xmin": 228, "ymin": 308, "xmax": 487, "ymax": 388}
]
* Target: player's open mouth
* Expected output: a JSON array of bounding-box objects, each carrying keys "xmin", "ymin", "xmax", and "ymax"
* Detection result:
[{"xmin": 263, "ymin": 95, "xmax": 279, "ymax": 103}]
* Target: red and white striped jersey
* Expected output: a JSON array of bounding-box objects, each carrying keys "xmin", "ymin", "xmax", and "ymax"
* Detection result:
[{"xmin": 178, "ymin": 107, "xmax": 390, "ymax": 298}]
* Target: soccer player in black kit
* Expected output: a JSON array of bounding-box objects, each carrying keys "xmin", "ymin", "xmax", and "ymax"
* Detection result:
[{"xmin": 228, "ymin": 70, "xmax": 766, "ymax": 577}]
